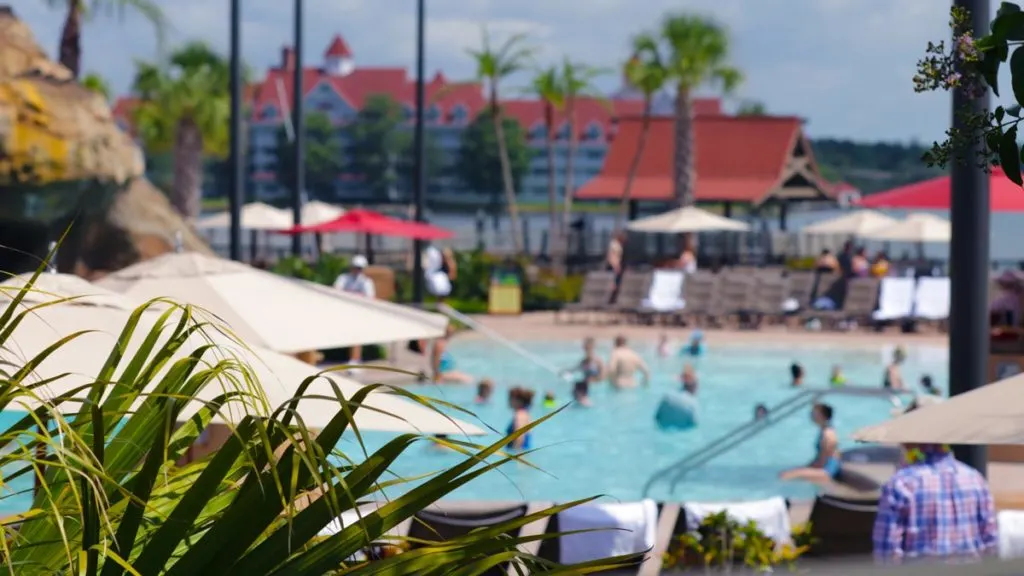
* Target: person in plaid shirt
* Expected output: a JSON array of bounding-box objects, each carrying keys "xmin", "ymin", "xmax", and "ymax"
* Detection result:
[{"xmin": 872, "ymin": 442, "xmax": 998, "ymax": 563}]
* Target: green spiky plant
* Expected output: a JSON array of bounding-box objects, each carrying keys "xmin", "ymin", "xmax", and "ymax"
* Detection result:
[{"xmin": 0, "ymin": 260, "xmax": 641, "ymax": 575}]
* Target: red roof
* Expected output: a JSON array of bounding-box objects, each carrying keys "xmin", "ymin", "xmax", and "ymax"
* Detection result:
[
  {"xmin": 857, "ymin": 167, "xmax": 1024, "ymax": 212},
  {"xmin": 575, "ymin": 115, "xmax": 815, "ymax": 204},
  {"xmin": 324, "ymin": 35, "xmax": 353, "ymax": 58}
]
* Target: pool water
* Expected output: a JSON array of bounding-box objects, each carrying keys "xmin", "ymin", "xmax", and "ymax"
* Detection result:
[
  {"xmin": 0, "ymin": 340, "xmax": 947, "ymax": 513},
  {"xmin": 348, "ymin": 339, "xmax": 947, "ymax": 504}
]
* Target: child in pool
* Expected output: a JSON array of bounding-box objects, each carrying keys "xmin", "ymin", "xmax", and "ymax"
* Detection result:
[
  {"xmin": 507, "ymin": 387, "xmax": 534, "ymax": 450},
  {"xmin": 681, "ymin": 331, "xmax": 705, "ymax": 357},
  {"xmin": 829, "ymin": 365, "xmax": 846, "ymax": 387},
  {"xmin": 474, "ymin": 378, "xmax": 494, "ymax": 404},
  {"xmin": 542, "ymin": 391, "xmax": 557, "ymax": 409},
  {"xmin": 656, "ymin": 333, "xmax": 671, "ymax": 358}
]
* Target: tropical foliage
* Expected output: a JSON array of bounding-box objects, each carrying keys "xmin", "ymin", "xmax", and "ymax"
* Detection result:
[
  {"xmin": 526, "ymin": 66, "xmax": 565, "ymax": 243},
  {"xmin": 913, "ymin": 4, "xmax": 1023, "ymax": 184},
  {"xmin": 346, "ymin": 94, "xmax": 406, "ymax": 199},
  {"xmin": 0, "ymin": 264, "xmax": 637, "ymax": 574},
  {"xmin": 557, "ymin": 60, "xmax": 607, "ymax": 236},
  {"xmin": 467, "ymin": 28, "xmax": 537, "ymax": 254},
  {"xmin": 80, "ymin": 72, "xmax": 111, "ymax": 101},
  {"xmin": 662, "ymin": 512, "xmax": 810, "ymax": 573},
  {"xmin": 274, "ymin": 111, "xmax": 344, "ymax": 200},
  {"xmin": 455, "ymin": 111, "xmax": 532, "ymax": 227},
  {"xmin": 615, "ymin": 46, "xmax": 667, "ymax": 229},
  {"xmin": 632, "ymin": 14, "xmax": 742, "ymax": 210},
  {"xmin": 131, "ymin": 42, "xmax": 232, "ymax": 221},
  {"xmin": 51, "ymin": 0, "xmax": 165, "ymax": 78}
]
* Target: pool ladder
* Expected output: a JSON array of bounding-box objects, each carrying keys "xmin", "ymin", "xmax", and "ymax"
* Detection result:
[{"xmin": 641, "ymin": 385, "xmax": 914, "ymax": 498}]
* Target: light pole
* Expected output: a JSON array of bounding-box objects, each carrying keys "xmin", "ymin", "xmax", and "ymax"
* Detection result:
[
  {"xmin": 290, "ymin": 0, "xmax": 305, "ymax": 257},
  {"xmin": 227, "ymin": 0, "xmax": 243, "ymax": 261},
  {"xmin": 948, "ymin": 0, "xmax": 990, "ymax": 475},
  {"xmin": 411, "ymin": 0, "xmax": 427, "ymax": 303}
]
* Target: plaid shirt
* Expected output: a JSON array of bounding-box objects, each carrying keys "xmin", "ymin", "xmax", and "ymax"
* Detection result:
[{"xmin": 872, "ymin": 451, "xmax": 997, "ymax": 563}]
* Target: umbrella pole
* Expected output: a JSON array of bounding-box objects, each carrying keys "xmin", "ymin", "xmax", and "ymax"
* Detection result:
[
  {"xmin": 948, "ymin": 0, "xmax": 989, "ymax": 475},
  {"xmin": 410, "ymin": 0, "xmax": 427, "ymax": 303},
  {"xmin": 227, "ymin": 0, "xmax": 244, "ymax": 261}
]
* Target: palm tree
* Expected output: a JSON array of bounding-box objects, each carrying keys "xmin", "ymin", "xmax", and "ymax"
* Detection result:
[
  {"xmin": 467, "ymin": 28, "xmax": 536, "ymax": 255},
  {"xmin": 80, "ymin": 71, "xmax": 111, "ymax": 100},
  {"xmin": 131, "ymin": 42, "xmax": 231, "ymax": 221},
  {"xmin": 53, "ymin": 0, "xmax": 165, "ymax": 78},
  {"xmin": 737, "ymin": 100, "xmax": 767, "ymax": 116},
  {"xmin": 647, "ymin": 14, "xmax": 742, "ymax": 210},
  {"xmin": 527, "ymin": 66, "xmax": 565, "ymax": 254},
  {"xmin": 615, "ymin": 42, "xmax": 668, "ymax": 230},
  {"xmin": 559, "ymin": 60, "xmax": 608, "ymax": 236}
]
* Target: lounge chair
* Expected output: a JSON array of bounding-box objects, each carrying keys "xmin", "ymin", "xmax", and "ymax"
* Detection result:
[
  {"xmin": 785, "ymin": 271, "xmax": 817, "ymax": 311},
  {"xmin": 872, "ymin": 277, "xmax": 916, "ymax": 323},
  {"xmin": 707, "ymin": 275, "xmax": 757, "ymax": 329},
  {"xmin": 914, "ymin": 276, "xmax": 951, "ymax": 331},
  {"xmin": 613, "ymin": 271, "xmax": 654, "ymax": 323},
  {"xmin": 751, "ymin": 274, "xmax": 790, "ymax": 327},
  {"xmin": 804, "ymin": 494, "xmax": 878, "ymax": 558},
  {"xmin": 557, "ymin": 270, "xmax": 615, "ymax": 324},
  {"xmin": 815, "ymin": 278, "xmax": 881, "ymax": 330},
  {"xmin": 679, "ymin": 273, "xmax": 718, "ymax": 326},
  {"xmin": 636, "ymin": 269, "xmax": 686, "ymax": 325}
]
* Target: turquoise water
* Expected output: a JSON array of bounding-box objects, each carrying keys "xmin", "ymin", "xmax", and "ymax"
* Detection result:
[
  {"xmin": 344, "ymin": 338, "xmax": 947, "ymax": 503},
  {"xmin": 0, "ymin": 339, "xmax": 947, "ymax": 511}
]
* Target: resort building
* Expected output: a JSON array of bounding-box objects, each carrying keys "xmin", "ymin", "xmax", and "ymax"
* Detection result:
[{"xmin": 112, "ymin": 34, "xmax": 721, "ymax": 206}]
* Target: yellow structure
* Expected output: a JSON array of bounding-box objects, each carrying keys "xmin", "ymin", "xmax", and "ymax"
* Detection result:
[{"xmin": 0, "ymin": 79, "xmax": 69, "ymax": 183}]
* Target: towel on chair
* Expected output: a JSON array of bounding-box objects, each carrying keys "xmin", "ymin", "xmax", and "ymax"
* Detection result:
[
  {"xmin": 641, "ymin": 270, "xmax": 685, "ymax": 312},
  {"xmin": 558, "ymin": 499, "xmax": 658, "ymax": 564},
  {"xmin": 999, "ymin": 510, "xmax": 1024, "ymax": 559},
  {"xmin": 684, "ymin": 497, "xmax": 791, "ymax": 545}
]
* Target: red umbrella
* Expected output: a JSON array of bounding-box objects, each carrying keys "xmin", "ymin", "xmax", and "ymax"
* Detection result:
[
  {"xmin": 857, "ymin": 167, "xmax": 1024, "ymax": 211},
  {"xmin": 279, "ymin": 208, "xmax": 454, "ymax": 240}
]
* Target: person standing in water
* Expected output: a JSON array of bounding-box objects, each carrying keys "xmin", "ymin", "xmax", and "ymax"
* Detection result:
[
  {"xmin": 681, "ymin": 331, "xmax": 705, "ymax": 357},
  {"xmin": 883, "ymin": 346, "xmax": 906, "ymax": 390},
  {"xmin": 507, "ymin": 387, "xmax": 535, "ymax": 450},
  {"xmin": 780, "ymin": 403, "xmax": 842, "ymax": 485},
  {"xmin": 656, "ymin": 333, "xmax": 671, "ymax": 358},
  {"xmin": 790, "ymin": 362, "xmax": 805, "ymax": 387},
  {"xmin": 474, "ymin": 379, "xmax": 494, "ymax": 404},
  {"xmin": 561, "ymin": 337, "xmax": 604, "ymax": 404},
  {"xmin": 607, "ymin": 335, "xmax": 649, "ymax": 390}
]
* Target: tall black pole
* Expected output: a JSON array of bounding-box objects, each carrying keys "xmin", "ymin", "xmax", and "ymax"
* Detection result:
[
  {"xmin": 949, "ymin": 0, "xmax": 989, "ymax": 476},
  {"xmin": 290, "ymin": 0, "xmax": 305, "ymax": 257},
  {"xmin": 227, "ymin": 0, "xmax": 243, "ymax": 261},
  {"xmin": 411, "ymin": 0, "xmax": 427, "ymax": 303}
]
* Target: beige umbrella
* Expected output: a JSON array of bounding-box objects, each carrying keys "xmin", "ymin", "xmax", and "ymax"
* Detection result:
[
  {"xmin": 302, "ymin": 201, "xmax": 344, "ymax": 226},
  {"xmin": 801, "ymin": 210, "xmax": 899, "ymax": 236},
  {"xmin": 196, "ymin": 202, "xmax": 291, "ymax": 231},
  {"xmin": 852, "ymin": 373, "xmax": 1024, "ymax": 445},
  {"xmin": 861, "ymin": 213, "xmax": 951, "ymax": 243},
  {"xmin": 0, "ymin": 273, "xmax": 481, "ymax": 435},
  {"xmin": 627, "ymin": 206, "xmax": 750, "ymax": 233},
  {"xmin": 95, "ymin": 251, "xmax": 448, "ymax": 353}
]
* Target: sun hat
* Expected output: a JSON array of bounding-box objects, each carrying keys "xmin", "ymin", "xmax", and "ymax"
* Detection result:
[{"xmin": 351, "ymin": 255, "xmax": 368, "ymax": 269}]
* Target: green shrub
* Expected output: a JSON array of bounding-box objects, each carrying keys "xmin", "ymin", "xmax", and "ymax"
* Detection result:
[
  {"xmin": 272, "ymin": 253, "xmax": 348, "ymax": 285},
  {"xmin": 663, "ymin": 511, "xmax": 809, "ymax": 573}
]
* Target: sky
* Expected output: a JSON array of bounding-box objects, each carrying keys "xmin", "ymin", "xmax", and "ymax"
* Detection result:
[{"xmin": 11, "ymin": 0, "xmax": 1010, "ymax": 143}]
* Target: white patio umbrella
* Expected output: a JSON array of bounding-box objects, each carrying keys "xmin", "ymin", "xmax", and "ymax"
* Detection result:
[
  {"xmin": 852, "ymin": 370, "xmax": 1024, "ymax": 445},
  {"xmin": 196, "ymin": 202, "xmax": 291, "ymax": 231},
  {"xmin": 0, "ymin": 273, "xmax": 481, "ymax": 435},
  {"xmin": 95, "ymin": 251, "xmax": 448, "ymax": 353},
  {"xmin": 627, "ymin": 206, "xmax": 750, "ymax": 233},
  {"xmin": 302, "ymin": 201, "xmax": 344, "ymax": 226},
  {"xmin": 861, "ymin": 213, "xmax": 951, "ymax": 243},
  {"xmin": 801, "ymin": 210, "xmax": 899, "ymax": 236}
]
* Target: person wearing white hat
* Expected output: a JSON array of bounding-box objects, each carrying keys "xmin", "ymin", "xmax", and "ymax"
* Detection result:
[{"xmin": 333, "ymin": 255, "xmax": 375, "ymax": 367}]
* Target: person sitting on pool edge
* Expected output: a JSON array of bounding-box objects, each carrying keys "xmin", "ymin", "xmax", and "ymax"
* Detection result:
[
  {"xmin": 790, "ymin": 362, "xmax": 805, "ymax": 387},
  {"xmin": 507, "ymin": 387, "xmax": 534, "ymax": 450},
  {"xmin": 681, "ymin": 330, "xmax": 705, "ymax": 357},
  {"xmin": 474, "ymin": 379, "xmax": 494, "ymax": 404},
  {"xmin": 431, "ymin": 324, "xmax": 473, "ymax": 384},
  {"xmin": 779, "ymin": 402, "xmax": 841, "ymax": 485}
]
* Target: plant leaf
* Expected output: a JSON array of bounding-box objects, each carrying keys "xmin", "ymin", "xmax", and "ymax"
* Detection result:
[{"xmin": 1002, "ymin": 126, "xmax": 1023, "ymax": 185}]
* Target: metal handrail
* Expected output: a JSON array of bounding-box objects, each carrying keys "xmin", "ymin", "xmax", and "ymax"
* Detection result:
[{"xmin": 641, "ymin": 385, "xmax": 914, "ymax": 498}]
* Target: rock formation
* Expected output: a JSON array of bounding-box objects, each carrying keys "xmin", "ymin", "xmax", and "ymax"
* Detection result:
[{"xmin": 0, "ymin": 5, "xmax": 211, "ymax": 277}]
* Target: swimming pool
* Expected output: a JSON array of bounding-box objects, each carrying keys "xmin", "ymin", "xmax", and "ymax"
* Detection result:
[
  {"xmin": 350, "ymin": 338, "xmax": 947, "ymax": 504},
  {"xmin": 0, "ymin": 339, "xmax": 947, "ymax": 514}
]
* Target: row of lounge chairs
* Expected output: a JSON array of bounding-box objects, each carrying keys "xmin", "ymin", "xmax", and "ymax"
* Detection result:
[
  {"xmin": 331, "ymin": 493, "xmax": 883, "ymax": 574},
  {"xmin": 556, "ymin": 269, "xmax": 952, "ymax": 331}
]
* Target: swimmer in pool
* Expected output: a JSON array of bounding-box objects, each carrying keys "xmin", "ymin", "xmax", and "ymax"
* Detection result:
[
  {"xmin": 779, "ymin": 402, "xmax": 842, "ymax": 485},
  {"xmin": 681, "ymin": 330, "xmax": 705, "ymax": 357},
  {"xmin": 790, "ymin": 362, "xmax": 805, "ymax": 387},
  {"xmin": 829, "ymin": 364, "xmax": 846, "ymax": 387},
  {"xmin": 608, "ymin": 335, "xmax": 650, "ymax": 390},
  {"xmin": 507, "ymin": 387, "xmax": 535, "ymax": 450},
  {"xmin": 560, "ymin": 336, "xmax": 604, "ymax": 404},
  {"xmin": 474, "ymin": 378, "xmax": 494, "ymax": 404},
  {"xmin": 754, "ymin": 403, "xmax": 769, "ymax": 421},
  {"xmin": 656, "ymin": 333, "xmax": 671, "ymax": 358},
  {"xmin": 681, "ymin": 363, "xmax": 698, "ymax": 393},
  {"xmin": 542, "ymin": 391, "xmax": 557, "ymax": 410},
  {"xmin": 431, "ymin": 325, "xmax": 473, "ymax": 384}
]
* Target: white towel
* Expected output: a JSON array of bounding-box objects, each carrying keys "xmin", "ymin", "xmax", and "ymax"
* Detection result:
[
  {"xmin": 426, "ymin": 271, "xmax": 452, "ymax": 297},
  {"xmin": 999, "ymin": 510, "xmax": 1024, "ymax": 559},
  {"xmin": 641, "ymin": 270, "xmax": 685, "ymax": 312},
  {"xmin": 558, "ymin": 499, "xmax": 658, "ymax": 565},
  {"xmin": 684, "ymin": 497, "xmax": 791, "ymax": 545},
  {"xmin": 914, "ymin": 277, "xmax": 951, "ymax": 320},
  {"xmin": 872, "ymin": 277, "xmax": 916, "ymax": 321}
]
